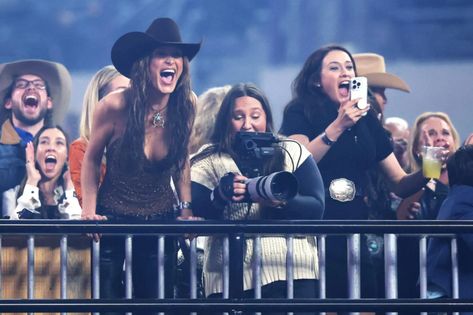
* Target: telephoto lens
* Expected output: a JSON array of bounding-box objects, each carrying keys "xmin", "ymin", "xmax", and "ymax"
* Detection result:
[{"xmin": 245, "ymin": 171, "xmax": 298, "ymax": 203}]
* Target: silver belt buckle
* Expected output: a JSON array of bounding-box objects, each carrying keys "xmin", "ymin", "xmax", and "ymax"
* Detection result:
[{"xmin": 329, "ymin": 178, "xmax": 356, "ymax": 202}]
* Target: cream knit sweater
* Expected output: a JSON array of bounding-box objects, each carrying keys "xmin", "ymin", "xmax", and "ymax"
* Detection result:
[{"xmin": 191, "ymin": 141, "xmax": 319, "ymax": 296}]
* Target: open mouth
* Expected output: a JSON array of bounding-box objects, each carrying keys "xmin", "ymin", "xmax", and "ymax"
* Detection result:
[
  {"xmin": 44, "ymin": 155, "xmax": 57, "ymax": 172},
  {"xmin": 160, "ymin": 69, "xmax": 175, "ymax": 84},
  {"xmin": 23, "ymin": 94, "xmax": 39, "ymax": 107},
  {"xmin": 338, "ymin": 81, "xmax": 350, "ymax": 97}
]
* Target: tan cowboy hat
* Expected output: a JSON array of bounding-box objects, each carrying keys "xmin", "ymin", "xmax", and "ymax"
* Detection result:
[
  {"xmin": 0, "ymin": 59, "xmax": 72, "ymax": 124},
  {"xmin": 111, "ymin": 17, "xmax": 201, "ymax": 77},
  {"xmin": 353, "ymin": 53, "xmax": 411, "ymax": 93}
]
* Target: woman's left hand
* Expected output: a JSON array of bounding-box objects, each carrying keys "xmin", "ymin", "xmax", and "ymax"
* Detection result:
[
  {"xmin": 25, "ymin": 142, "xmax": 41, "ymax": 186},
  {"xmin": 232, "ymin": 174, "xmax": 248, "ymax": 202}
]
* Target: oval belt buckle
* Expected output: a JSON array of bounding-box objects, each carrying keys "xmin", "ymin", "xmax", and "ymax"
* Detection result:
[{"xmin": 329, "ymin": 178, "xmax": 356, "ymax": 202}]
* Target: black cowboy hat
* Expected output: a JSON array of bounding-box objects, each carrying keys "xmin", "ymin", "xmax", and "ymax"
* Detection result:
[{"xmin": 111, "ymin": 17, "xmax": 201, "ymax": 78}]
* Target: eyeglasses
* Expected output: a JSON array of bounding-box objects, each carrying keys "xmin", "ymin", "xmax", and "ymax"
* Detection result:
[{"xmin": 14, "ymin": 79, "xmax": 47, "ymax": 90}]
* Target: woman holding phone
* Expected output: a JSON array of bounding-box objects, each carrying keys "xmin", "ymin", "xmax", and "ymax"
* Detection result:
[{"xmin": 280, "ymin": 45, "xmax": 432, "ymax": 299}]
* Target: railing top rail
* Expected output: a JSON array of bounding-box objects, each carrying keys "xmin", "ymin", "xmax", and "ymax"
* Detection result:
[
  {"xmin": 2, "ymin": 298, "xmax": 473, "ymax": 312},
  {"xmin": 1, "ymin": 219, "xmax": 473, "ymax": 235}
]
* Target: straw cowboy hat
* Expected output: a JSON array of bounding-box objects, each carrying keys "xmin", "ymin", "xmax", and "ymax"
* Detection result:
[
  {"xmin": 353, "ymin": 53, "xmax": 411, "ymax": 93},
  {"xmin": 0, "ymin": 59, "xmax": 72, "ymax": 124},
  {"xmin": 111, "ymin": 17, "xmax": 201, "ymax": 77}
]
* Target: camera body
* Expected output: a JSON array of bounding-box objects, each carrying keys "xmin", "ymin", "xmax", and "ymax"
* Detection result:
[
  {"xmin": 233, "ymin": 131, "xmax": 279, "ymax": 177},
  {"xmin": 220, "ymin": 132, "xmax": 298, "ymax": 204}
]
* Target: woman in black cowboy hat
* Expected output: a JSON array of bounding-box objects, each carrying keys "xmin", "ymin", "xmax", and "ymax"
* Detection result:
[{"xmin": 81, "ymin": 17, "xmax": 201, "ymax": 308}]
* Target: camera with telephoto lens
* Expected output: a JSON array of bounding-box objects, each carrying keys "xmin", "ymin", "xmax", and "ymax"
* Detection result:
[{"xmin": 219, "ymin": 132, "xmax": 299, "ymax": 203}]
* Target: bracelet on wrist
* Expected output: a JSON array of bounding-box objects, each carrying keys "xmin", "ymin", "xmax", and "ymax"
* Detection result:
[
  {"xmin": 179, "ymin": 201, "xmax": 192, "ymax": 210},
  {"xmin": 321, "ymin": 131, "xmax": 336, "ymax": 146}
]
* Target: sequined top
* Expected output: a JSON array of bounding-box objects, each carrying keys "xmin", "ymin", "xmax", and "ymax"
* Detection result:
[{"xmin": 97, "ymin": 139, "xmax": 176, "ymax": 218}]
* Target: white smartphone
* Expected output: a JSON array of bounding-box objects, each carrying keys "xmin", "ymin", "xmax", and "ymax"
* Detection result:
[{"xmin": 350, "ymin": 76, "xmax": 368, "ymax": 110}]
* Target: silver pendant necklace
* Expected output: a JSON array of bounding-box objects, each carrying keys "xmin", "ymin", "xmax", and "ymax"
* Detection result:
[
  {"xmin": 151, "ymin": 106, "xmax": 166, "ymax": 128},
  {"xmin": 152, "ymin": 111, "xmax": 165, "ymax": 128}
]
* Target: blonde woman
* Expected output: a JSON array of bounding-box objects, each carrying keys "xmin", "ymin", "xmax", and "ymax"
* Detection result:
[
  {"xmin": 397, "ymin": 111, "xmax": 461, "ymax": 300},
  {"xmin": 189, "ymin": 85, "xmax": 231, "ymax": 154},
  {"xmin": 69, "ymin": 65, "xmax": 129, "ymax": 205},
  {"xmin": 408, "ymin": 112, "xmax": 460, "ymax": 173}
]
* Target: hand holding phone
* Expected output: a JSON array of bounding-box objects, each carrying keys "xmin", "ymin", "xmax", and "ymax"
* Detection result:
[{"xmin": 350, "ymin": 76, "xmax": 368, "ymax": 111}]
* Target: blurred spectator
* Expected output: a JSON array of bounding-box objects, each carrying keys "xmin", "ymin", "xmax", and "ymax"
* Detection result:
[
  {"xmin": 0, "ymin": 59, "xmax": 71, "ymax": 213},
  {"xmin": 464, "ymin": 133, "xmax": 473, "ymax": 145},
  {"xmin": 189, "ymin": 85, "xmax": 231, "ymax": 154},
  {"xmin": 384, "ymin": 116, "xmax": 410, "ymax": 170},
  {"xmin": 68, "ymin": 65, "xmax": 129, "ymax": 205}
]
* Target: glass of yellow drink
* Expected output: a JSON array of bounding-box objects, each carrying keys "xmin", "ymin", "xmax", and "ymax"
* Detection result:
[{"xmin": 422, "ymin": 146, "xmax": 444, "ymax": 179}]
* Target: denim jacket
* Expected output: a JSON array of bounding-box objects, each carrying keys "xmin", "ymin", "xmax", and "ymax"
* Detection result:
[{"xmin": 0, "ymin": 120, "xmax": 26, "ymax": 210}]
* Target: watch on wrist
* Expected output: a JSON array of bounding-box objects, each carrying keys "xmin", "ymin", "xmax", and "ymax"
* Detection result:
[{"xmin": 321, "ymin": 131, "xmax": 336, "ymax": 146}]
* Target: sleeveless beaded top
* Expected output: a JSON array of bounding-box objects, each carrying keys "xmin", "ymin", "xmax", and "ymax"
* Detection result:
[{"xmin": 97, "ymin": 139, "xmax": 176, "ymax": 218}]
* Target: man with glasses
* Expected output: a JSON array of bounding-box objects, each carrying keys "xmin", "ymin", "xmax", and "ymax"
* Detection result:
[{"xmin": 0, "ymin": 59, "xmax": 71, "ymax": 214}]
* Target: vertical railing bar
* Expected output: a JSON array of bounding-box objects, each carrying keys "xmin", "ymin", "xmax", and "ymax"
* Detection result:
[
  {"xmin": 384, "ymin": 233, "xmax": 398, "ymax": 315},
  {"xmin": 92, "ymin": 238, "xmax": 100, "ymax": 315},
  {"xmin": 190, "ymin": 237, "xmax": 197, "ymax": 315},
  {"xmin": 253, "ymin": 235, "xmax": 262, "ymax": 315},
  {"xmin": 124, "ymin": 235, "xmax": 133, "ymax": 315},
  {"xmin": 27, "ymin": 235, "xmax": 34, "ymax": 315},
  {"xmin": 223, "ymin": 235, "xmax": 230, "ymax": 315},
  {"xmin": 419, "ymin": 236, "xmax": 428, "ymax": 315},
  {"xmin": 60, "ymin": 234, "xmax": 68, "ymax": 315},
  {"xmin": 190, "ymin": 238, "xmax": 197, "ymax": 298},
  {"xmin": 348, "ymin": 233, "xmax": 360, "ymax": 315},
  {"xmin": 253, "ymin": 236, "xmax": 262, "ymax": 300},
  {"xmin": 286, "ymin": 235, "xmax": 294, "ymax": 315},
  {"xmin": 318, "ymin": 235, "xmax": 326, "ymax": 315},
  {"xmin": 451, "ymin": 236, "xmax": 459, "ymax": 315},
  {"xmin": 157, "ymin": 235, "xmax": 165, "ymax": 315},
  {"xmin": 124, "ymin": 235, "xmax": 133, "ymax": 298}
]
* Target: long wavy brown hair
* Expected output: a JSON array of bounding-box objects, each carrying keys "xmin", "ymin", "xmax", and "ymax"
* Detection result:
[
  {"xmin": 192, "ymin": 83, "xmax": 284, "ymax": 176},
  {"xmin": 282, "ymin": 45, "xmax": 359, "ymax": 126},
  {"xmin": 118, "ymin": 53, "xmax": 195, "ymax": 179}
]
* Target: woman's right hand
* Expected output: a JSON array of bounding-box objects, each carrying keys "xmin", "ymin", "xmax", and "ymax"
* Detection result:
[
  {"xmin": 82, "ymin": 212, "xmax": 107, "ymax": 242},
  {"xmin": 335, "ymin": 98, "xmax": 370, "ymax": 131},
  {"xmin": 25, "ymin": 142, "xmax": 41, "ymax": 186}
]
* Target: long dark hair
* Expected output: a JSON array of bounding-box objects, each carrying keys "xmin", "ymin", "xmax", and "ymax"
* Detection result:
[
  {"xmin": 119, "ymin": 53, "xmax": 195, "ymax": 178},
  {"xmin": 285, "ymin": 45, "xmax": 357, "ymax": 125},
  {"xmin": 18, "ymin": 125, "xmax": 70, "ymax": 217},
  {"xmin": 193, "ymin": 83, "xmax": 284, "ymax": 175}
]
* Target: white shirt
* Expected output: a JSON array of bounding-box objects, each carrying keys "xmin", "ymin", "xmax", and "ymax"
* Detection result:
[{"xmin": 2, "ymin": 184, "xmax": 82, "ymax": 220}]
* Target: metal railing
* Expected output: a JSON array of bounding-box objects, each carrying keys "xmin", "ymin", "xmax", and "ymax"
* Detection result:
[{"xmin": 1, "ymin": 219, "xmax": 473, "ymax": 314}]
